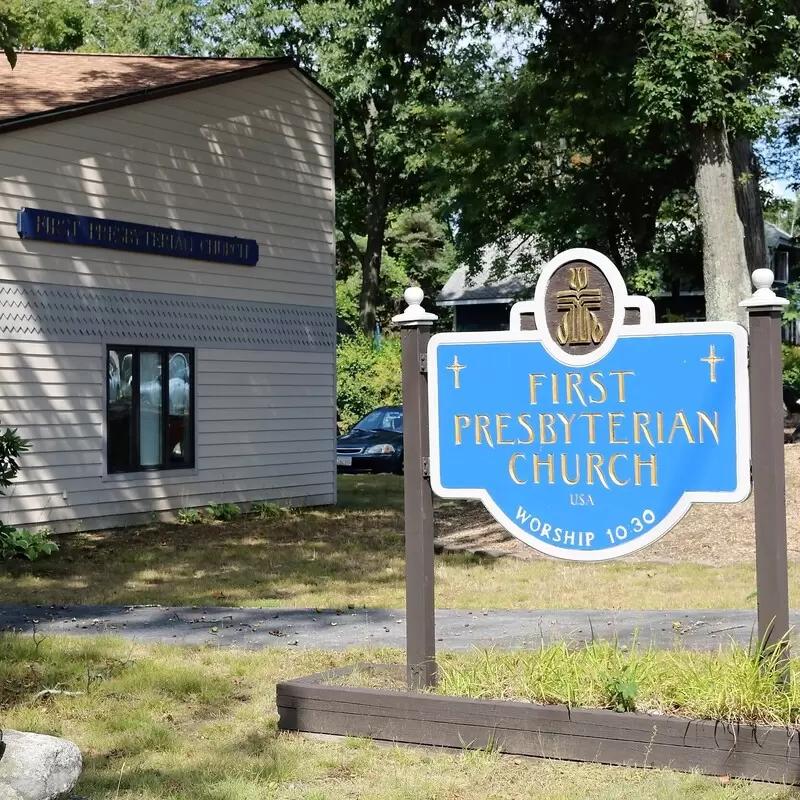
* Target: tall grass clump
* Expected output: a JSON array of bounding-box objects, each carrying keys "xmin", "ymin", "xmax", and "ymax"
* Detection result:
[{"xmin": 437, "ymin": 640, "xmax": 800, "ymax": 726}]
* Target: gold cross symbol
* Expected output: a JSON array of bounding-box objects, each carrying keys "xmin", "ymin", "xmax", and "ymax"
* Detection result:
[
  {"xmin": 701, "ymin": 345, "xmax": 724, "ymax": 383},
  {"xmin": 447, "ymin": 355, "xmax": 466, "ymax": 389}
]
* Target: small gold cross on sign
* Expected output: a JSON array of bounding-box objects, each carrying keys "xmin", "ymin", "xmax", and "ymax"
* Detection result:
[
  {"xmin": 701, "ymin": 345, "xmax": 724, "ymax": 383},
  {"xmin": 447, "ymin": 355, "xmax": 466, "ymax": 389}
]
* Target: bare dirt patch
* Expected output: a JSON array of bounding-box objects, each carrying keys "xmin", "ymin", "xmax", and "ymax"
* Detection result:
[{"xmin": 434, "ymin": 445, "xmax": 800, "ymax": 567}]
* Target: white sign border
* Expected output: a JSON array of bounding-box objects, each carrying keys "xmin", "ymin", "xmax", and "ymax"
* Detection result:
[{"xmin": 427, "ymin": 323, "xmax": 751, "ymax": 564}]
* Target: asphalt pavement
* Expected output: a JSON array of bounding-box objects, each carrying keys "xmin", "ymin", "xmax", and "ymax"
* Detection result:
[{"xmin": 0, "ymin": 604, "xmax": 790, "ymax": 652}]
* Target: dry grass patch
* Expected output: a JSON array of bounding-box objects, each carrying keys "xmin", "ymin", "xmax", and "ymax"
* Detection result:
[
  {"xmin": 1, "ymin": 634, "xmax": 797, "ymax": 799},
  {"xmin": 0, "ymin": 474, "xmax": 791, "ymax": 610}
]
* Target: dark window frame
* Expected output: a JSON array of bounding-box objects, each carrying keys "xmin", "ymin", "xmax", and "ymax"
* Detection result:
[{"xmin": 106, "ymin": 345, "xmax": 195, "ymax": 474}]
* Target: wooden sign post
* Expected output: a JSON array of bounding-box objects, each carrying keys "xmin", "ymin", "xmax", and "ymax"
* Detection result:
[
  {"xmin": 393, "ymin": 287, "xmax": 438, "ymax": 690},
  {"xmin": 278, "ymin": 256, "xmax": 795, "ymax": 782},
  {"xmin": 392, "ymin": 254, "xmax": 792, "ymax": 688},
  {"xmin": 741, "ymin": 268, "xmax": 791, "ymax": 658}
]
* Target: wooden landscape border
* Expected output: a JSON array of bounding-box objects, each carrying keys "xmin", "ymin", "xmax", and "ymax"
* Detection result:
[{"xmin": 277, "ymin": 665, "xmax": 800, "ymax": 785}]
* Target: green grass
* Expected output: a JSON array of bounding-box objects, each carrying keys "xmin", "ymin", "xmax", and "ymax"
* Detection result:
[
  {"xmin": 335, "ymin": 641, "xmax": 800, "ymax": 727},
  {"xmin": 0, "ymin": 475, "xmax": 778, "ymax": 610},
  {"xmin": 439, "ymin": 642, "xmax": 800, "ymax": 726},
  {"xmin": 2, "ymin": 634, "xmax": 798, "ymax": 799}
]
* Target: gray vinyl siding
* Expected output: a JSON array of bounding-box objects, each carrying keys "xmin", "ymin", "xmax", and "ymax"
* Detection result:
[
  {"xmin": 0, "ymin": 71, "xmax": 334, "ymax": 306},
  {"xmin": 0, "ymin": 68, "xmax": 336, "ymax": 531},
  {"xmin": 0, "ymin": 342, "xmax": 335, "ymax": 531}
]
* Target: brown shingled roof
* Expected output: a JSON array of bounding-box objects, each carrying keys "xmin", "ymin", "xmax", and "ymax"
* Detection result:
[{"xmin": 0, "ymin": 52, "xmax": 309, "ymax": 132}]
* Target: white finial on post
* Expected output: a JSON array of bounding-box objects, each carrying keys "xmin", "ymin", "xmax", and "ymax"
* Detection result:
[
  {"xmin": 393, "ymin": 286, "xmax": 438, "ymax": 326},
  {"xmin": 740, "ymin": 268, "xmax": 789, "ymax": 309}
]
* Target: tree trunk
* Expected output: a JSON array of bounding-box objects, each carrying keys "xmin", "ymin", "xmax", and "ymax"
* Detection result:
[
  {"xmin": 731, "ymin": 135, "xmax": 768, "ymax": 275},
  {"xmin": 690, "ymin": 124, "xmax": 750, "ymax": 323},
  {"xmin": 358, "ymin": 211, "xmax": 387, "ymax": 336}
]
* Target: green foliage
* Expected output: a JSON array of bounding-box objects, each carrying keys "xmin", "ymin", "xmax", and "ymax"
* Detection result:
[
  {"xmin": 605, "ymin": 663, "xmax": 639, "ymax": 713},
  {"xmin": 0, "ymin": 0, "xmax": 207, "ymax": 56},
  {"xmin": 205, "ymin": 502, "xmax": 241, "ymax": 522},
  {"xmin": 200, "ymin": 0, "xmax": 494, "ymax": 334},
  {"xmin": 337, "ymin": 333, "xmax": 402, "ymax": 431},
  {"xmin": 10, "ymin": 0, "xmax": 89, "ymax": 51},
  {"xmin": 633, "ymin": 3, "xmax": 774, "ymax": 135},
  {"xmin": 444, "ymin": 1, "xmax": 694, "ymax": 280},
  {"xmin": 438, "ymin": 640, "xmax": 799, "ymax": 726},
  {"xmin": 0, "ymin": 527, "xmax": 58, "ymax": 562},
  {"xmin": 177, "ymin": 508, "xmax": 203, "ymax": 525},
  {"xmin": 0, "ymin": 423, "xmax": 29, "ymax": 494},
  {"xmin": 0, "ymin": 6, "xmax": 22, "ymax": 67},
  {"xmin": 0, "ymin": 420, "xmax": 55, "ymax": 561},
  {"xmin": 764, "ymin": 193, "xmax": 800, "ymax": 237},
  {"xmin": 251, "ymin": 501, "xmax": 291, "ymax": 519},
  {"xmin": 782, "ymin": 344, "xmax": 800, "ymax": 390}
]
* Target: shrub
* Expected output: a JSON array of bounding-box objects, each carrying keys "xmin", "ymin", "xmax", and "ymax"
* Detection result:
[
  {"xmin": 177, "ymin": 508, "xmax": 203, "ymax": 525},
  {"xmin": 251, "ymin": 501, "xmax": 291, "ymax": 519},
  {"xmin": 783, "ymin": 344, "xmax": 800, "ymax": 390},
  {"xmin": 0, "ymin": 422, "xmax": 55, "ymax": 562},
  {"xmin": 0, "ymin": 423, "xmax": 29, "ymax": 493},
  {"xmin": 0, "ymin": 527, "xmax": 58, "ymax": 561},
  {"xmin": 337, "ymin": 333, "xmax": 402, "ymax": 431},
  {"xmin": 205, "ymin": 502, "xmax": 241, "ymax": 522}
]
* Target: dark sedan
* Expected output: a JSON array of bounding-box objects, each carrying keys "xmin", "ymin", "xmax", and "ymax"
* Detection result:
[{"xmin": 336, "ymin": 406, "xmax": 403, "ymax": 474}]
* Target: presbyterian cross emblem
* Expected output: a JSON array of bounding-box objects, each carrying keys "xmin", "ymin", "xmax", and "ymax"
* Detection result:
[{"xmin": 555, "ymin": 266, "xmax": 604, "ymax": 346}]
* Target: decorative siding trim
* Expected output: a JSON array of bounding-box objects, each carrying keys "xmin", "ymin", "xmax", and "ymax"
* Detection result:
[{"xmin": 0, "ymin": 281, "xmax": 335, "ymax": 352}]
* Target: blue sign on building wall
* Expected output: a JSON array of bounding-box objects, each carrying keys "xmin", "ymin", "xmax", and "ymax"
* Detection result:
[
  {"xmin": 17, "ymin": 207, "xmax": 259, "ymax": 267},
  {"xmin": 428, "ymin": 249, "xmax": 751, "ymax": 561}
]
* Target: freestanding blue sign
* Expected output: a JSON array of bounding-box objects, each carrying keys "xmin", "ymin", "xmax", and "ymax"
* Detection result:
[{"xmin": 428, "ymin": 249, "xmax": 751, "ymax": 561}]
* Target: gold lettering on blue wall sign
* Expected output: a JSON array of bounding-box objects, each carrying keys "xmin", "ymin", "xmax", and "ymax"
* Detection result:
[{"xmin": 556, "ymin": 266, "xmax": 604, "ymax": 346}]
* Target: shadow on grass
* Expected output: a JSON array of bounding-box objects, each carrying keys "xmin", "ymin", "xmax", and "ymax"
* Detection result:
[{"xmin": 0, "ymin": 475, "xmax": 498, "ymax": 609}]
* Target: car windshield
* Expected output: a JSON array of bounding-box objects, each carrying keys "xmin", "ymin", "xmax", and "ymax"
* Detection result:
[{"xmin": 353, "ymin": 409, "xmax": 403, "ymax": 433}]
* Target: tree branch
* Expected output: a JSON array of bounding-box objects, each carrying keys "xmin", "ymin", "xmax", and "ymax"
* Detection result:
[
  {"xmin": 341, "ymin": 117, "xmax": 368, "ymax": 183},
  {"xmin": 341, "ymin": 229, "xmax": 364, "ymax": 262}
]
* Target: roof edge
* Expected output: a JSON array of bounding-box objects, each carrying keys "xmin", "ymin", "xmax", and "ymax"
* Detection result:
[{"xmin": 0, "ymin": 57, "xmax": 332, "ymax": 135}]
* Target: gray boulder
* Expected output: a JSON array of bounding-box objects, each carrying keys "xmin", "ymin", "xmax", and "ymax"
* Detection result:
[{"xmin": 0, "ymin": 731, "xmax": 82, "ymax": 800}]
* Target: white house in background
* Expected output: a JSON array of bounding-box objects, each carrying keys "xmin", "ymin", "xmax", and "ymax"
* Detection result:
[
  {"xmin": 439, "ymin": 224, "xmax": 798, "ymax": 335},
  {"xmin": 0, "ymin": 52, "xmax": 336, "ymax": 532}
]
